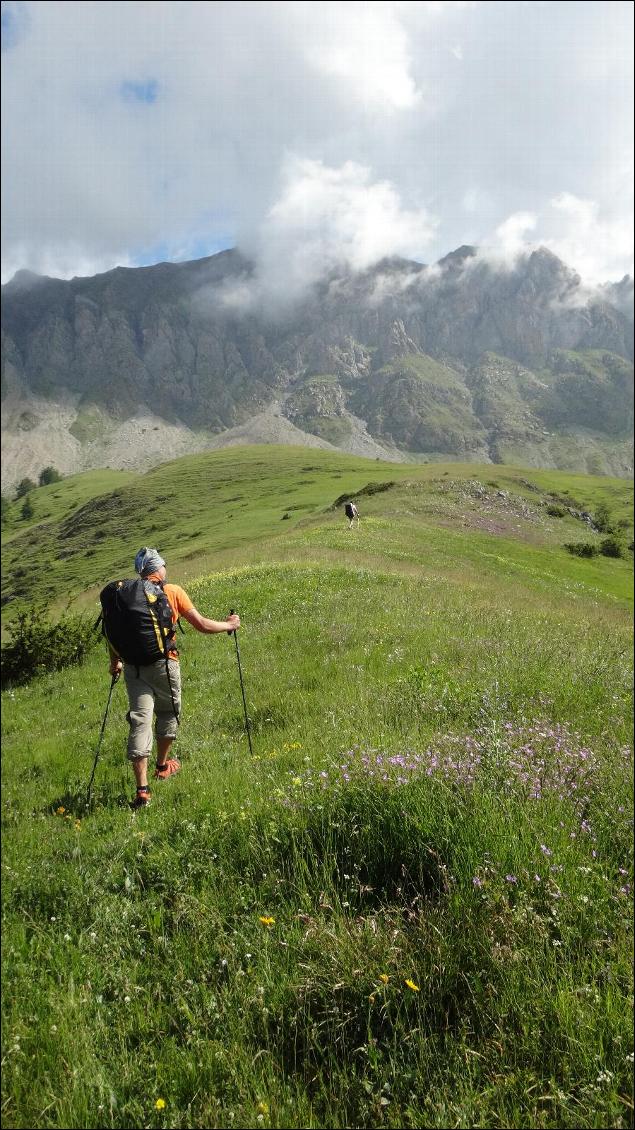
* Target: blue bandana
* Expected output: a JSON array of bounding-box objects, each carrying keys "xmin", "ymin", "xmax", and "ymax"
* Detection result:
[{"xmin": 134, "ymin": 547, "xmax": 166, "ymax": 577}]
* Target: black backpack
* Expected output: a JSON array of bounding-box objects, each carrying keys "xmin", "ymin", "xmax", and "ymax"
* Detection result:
[{"xmin": 98, "ymin": 578, "xmax": 177, "ymax": 668}]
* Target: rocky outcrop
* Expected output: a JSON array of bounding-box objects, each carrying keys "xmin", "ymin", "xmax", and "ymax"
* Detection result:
[{"xmin": 1, "ymin": 245, "xmax": 633, "ymax": 488}]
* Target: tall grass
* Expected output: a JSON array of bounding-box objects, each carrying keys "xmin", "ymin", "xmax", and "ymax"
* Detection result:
[{"xmin": 1, "ymin": 458, "xmax": 633, "ymax": 1129}]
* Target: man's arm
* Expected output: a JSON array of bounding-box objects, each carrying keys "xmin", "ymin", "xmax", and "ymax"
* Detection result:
[{"xmin": 183, "ymin": 608, "xmax": 240, "ymax": 634}]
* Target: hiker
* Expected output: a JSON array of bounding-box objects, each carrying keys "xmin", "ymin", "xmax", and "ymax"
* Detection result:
[
  {"xmin": 344, "ymin": 500, "xmax": 360, "ymax": 529},
  {"xmin": 106, "ymin": 548, "xmax": 240, "ymax": 809}
]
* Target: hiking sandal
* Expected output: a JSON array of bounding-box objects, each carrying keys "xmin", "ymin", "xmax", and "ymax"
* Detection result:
[{"xmin": 154, "ymin": 758, "xmax": 181, "ymax": 780}]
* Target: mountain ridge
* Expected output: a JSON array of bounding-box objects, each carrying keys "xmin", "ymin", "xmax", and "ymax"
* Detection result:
[{"xmin": 2, "ymin": 245, "xmax": 633, "ymax": 488}]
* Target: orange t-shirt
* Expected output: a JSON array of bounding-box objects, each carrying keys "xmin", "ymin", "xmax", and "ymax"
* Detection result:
[
  {"xmin": 162, "ymin": 582, "xmax": 194, "ymax": 622},
  {"xmin": 157, "ymin": 581, "xmax": 194, "ymax": 660}
]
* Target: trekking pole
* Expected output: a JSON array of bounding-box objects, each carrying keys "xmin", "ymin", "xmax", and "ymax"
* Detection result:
[
  {"xmin": 228, "ymin": 610, "xmax": 254, "ymax": 757},
  {"xmin": 86, "ymin": 672, "xmax": 119, "ymax": 809}
]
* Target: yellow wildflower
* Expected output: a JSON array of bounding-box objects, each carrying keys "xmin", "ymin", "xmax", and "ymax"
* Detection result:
[
  {"xmin": 405, "ymin": 979, "xmax": 420, "ymax": 992},
  {"xmin": 155, "ymin": 1098, "xmax": 166, "ymax": 1110},
  {"xmin": 56, "ymin": 807, "xmax": 65, "ymax": 815},
  {"xmin": 292, "ymin": 777, "xmax": 302, "ymax": 786},
  {"xmin": 259, "ymin": 916, "xmax": 275, "ymax": 927},
  {"xmin": 74, "ymin": 821, "xmax": 81, "ymax": 830},
  {"xmin": 257, "ymin": 1101, "xmax": 269, "ymax": 1115},
  {"xmin": 379, "ymin": 973, "xmax": 389, "ymax": 984}
]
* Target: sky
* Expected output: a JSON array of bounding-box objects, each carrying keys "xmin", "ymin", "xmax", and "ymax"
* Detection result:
[{"xmin": 1, "ymin": 0, "xmax": 633, "ymax": 291}]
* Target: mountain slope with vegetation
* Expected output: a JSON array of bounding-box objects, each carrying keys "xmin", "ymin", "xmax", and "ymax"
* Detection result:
[
  {"xmin": 2, "ymin": 246, "xmax": 633, "ymax": 488},
  {"xmin": 1, "ymin": 447, "xmax": 633, "ymax": 1129},
  {"xmin": 2, "ymin": 445, "xmax": 628, "ymax": 1125},
  {"xmin": 1, "ymin": 446, "xmax": 633, "ymax": 616}
]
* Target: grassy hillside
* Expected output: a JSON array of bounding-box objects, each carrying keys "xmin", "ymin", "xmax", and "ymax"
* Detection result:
[
  {"xmin": 2, "ymin": 446, "xmax": 632, "ymax": 616},
  {"xmin": 1, "ymin": 447, "xmax": 633, "ymax": 1129}
]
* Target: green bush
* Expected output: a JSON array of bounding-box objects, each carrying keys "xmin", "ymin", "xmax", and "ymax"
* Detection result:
[
  {"xmin": 564, "ymin": 542, "xmax": 599, "ymax": 558},
  {"xmin": 20, "ymin": 496, "xmax": 34, "ymax": 521},
  {"xmin": 546, "ymin": 504, "xmax": 566, "ymax": 517},
  {"xmin": 15, "ymin": 477, "xmax": 36, "ymax": 499},
  {"xmin": 37, "ymin": 467, "xmax": 62, "ymax": 485},
  {"xmin": 599, "ymin": 535, "xmax": 625, "ymax": 559},
  {"xmin": 0, "ymin": 604, "xmax": 99, "ymax": 688},
  {"xmin": 38, "ymin": 466, "xmax": 63, "ymax": 486},
  {"xmin": 593, "ymin": 502, "xmax": 613, "ymax": 533}
]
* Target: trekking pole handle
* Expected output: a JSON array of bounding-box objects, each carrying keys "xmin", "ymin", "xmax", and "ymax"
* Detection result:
[{"xmin": 228, "ymin": 608, "xmax": 236, "ymax": 635}]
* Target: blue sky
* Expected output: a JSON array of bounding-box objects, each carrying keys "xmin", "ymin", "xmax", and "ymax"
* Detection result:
[{"xmin": 1, "ymin": 0, "xmax": 633, "ymax": 288}]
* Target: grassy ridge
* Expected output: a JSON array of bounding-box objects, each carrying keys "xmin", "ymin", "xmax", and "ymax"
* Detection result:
[
  {"xmin": 2, "ymin": 446, "xmax": 632, "ymax": 617},
  {"xmin": 1, "ymin": 448, "xmax": 633, "ymax": 1129}
]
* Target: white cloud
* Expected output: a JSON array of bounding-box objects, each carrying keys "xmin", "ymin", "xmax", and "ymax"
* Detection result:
[
  {"xmin": 489, "ymin": 211, "xmax": 538, "ymax": 262},
  {"xmin": 471, "ymin": 193, "xmax": 634, "ymax": 285},
  {"xmin": 223, "ymin": 156, "xmax": 436, "ymax": 311},
  {"xmin": 300, "ymin": 1, "xmax": 422, "ymax": 110},
  {"xmin": 1, "ymin": 1, "xmax": 633, "ymax": 285},
  {"xmin": 543, "ymin": 192, "xmax": 634, "ymax": 285},
  {"xmin": 2, "ymin": 242, "xmax": 134, "ymax": 283}
]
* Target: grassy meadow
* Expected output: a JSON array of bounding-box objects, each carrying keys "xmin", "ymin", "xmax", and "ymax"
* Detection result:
[{"xmin": 1, "ymin": 447, "xmax": 633, "ymax": 1129}]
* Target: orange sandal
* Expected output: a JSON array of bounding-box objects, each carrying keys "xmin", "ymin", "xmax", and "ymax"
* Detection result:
[{"xmin": 154, "ymin": 758, "xmax": 181, "ymax": 780}]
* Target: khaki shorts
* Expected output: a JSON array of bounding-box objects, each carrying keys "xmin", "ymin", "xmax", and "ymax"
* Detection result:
[{"xmin": 123, "ymin": 659, "xmax": 182, "ymax": 761}]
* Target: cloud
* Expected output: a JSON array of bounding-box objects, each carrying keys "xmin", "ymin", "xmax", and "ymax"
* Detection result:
[
  {"xmin": 487, "ymin": 211, "xmax": 538, "ymax": 263},
  {"xmin": 1, "ymin": 1, "xmax": 633, "ymax": 285},
  {"xmin": 543, "ymin": 192, "xmax": 634, "ymax": 286},
  {"xmin": 472, "ymin": 193, "xmax": 634, "ymax": 286},
  {"xmin": 221, "ymin": 156, "xmax": 436, "ymax": 312},
  {"xmin": 300, "ymin": 1, "xmax": 421, "ymax": 110}
]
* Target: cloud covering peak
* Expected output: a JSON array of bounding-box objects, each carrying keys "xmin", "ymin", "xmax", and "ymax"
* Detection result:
[{"xmin": 2, "ymin": 1, "xmax": 633, "ymax": 288}]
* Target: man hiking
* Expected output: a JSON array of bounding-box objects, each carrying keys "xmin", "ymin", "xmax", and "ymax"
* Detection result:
[
  {"xmin": 344, "ymin": 500, "xmax": 360, "ymax": 529},
  {"xmin": 106, "ymin": 547, "xmax": 240, "ymax": 809}
]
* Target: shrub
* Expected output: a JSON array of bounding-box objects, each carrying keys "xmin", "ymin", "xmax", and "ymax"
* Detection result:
[
  {"xmin": 599, "ymin": 535, "xmax": 625, "ymax": 559},
  {"xmin": 1, "ymin": 604, "xmax": 99, "ymax": 688},
  {"xmin": 38, "ymin": 466, "xmax": 63, "ymax": 486},
  {"xmin": 15, "ymin": 477, "xmax": 36, "ymax": 499},
  {"xmin": 1, "ymin": 495, "xmax": 11, "ymax": 526},
  {"xmin": 546, "ymin": 504, "xmax": 566, "ymax": 517},
  {"xmin": 593, "ymin": 502, "xmax": 613, "ymax": 533},
  {"xmin": 564, "ymin": 542, "xmax": 599, "ymax": 558},
  {"xmin": 20, "ymin": 496, "xmax": 34, "ymax": 521}
]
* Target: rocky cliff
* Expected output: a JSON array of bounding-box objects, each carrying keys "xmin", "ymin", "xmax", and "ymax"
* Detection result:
[{"xmin": 2, "ymin": 246, "xmax": 633, "ymax": 488}]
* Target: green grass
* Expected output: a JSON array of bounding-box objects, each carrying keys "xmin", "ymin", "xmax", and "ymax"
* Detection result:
[
  {"xmin": 379, "ymin": 353, "xmax": 467, "ymax": 389},
  {"xmin": 2, "ymin": 447, "xmax": 632, "ymax": 617},
  {"xmin": 2, "ymin": 467, "xmax": 139, "ymax": 539},
  {"xmin": 1, "ymin": 447, "xmax": 633, "ymax": 1128}
]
